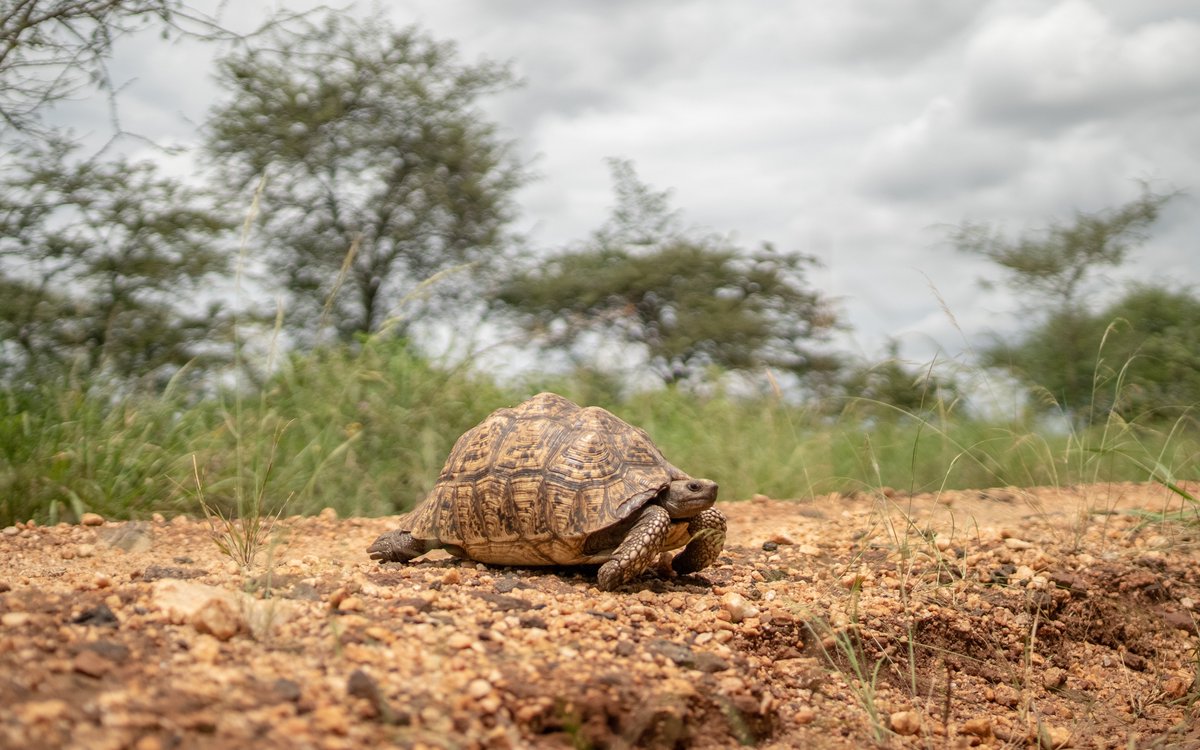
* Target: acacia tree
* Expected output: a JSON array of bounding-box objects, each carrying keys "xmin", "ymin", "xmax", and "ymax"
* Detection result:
[
  {"xmin": 0, "ymin": 140, "xmax": 235, "ymax": 386},
  {"xmin": 0, "ymin": 0, "xmax": 282, "ymax": 144},
  {"xmin": 950, "ymin": 186, "xmax": 1175, "ymax": 312},
  {"xmin": 498, "ymin": 160, "xmax": 841, "ymax": 385},
  {"xmin": 0, "ymin": 0, "xmax": 175, "ymax": 138},
  {"xmin": 950, "ymin": 187, "xmax": 1177, "ymax": 420},
  {"xmin": 204, "ymin": 12, "xmax": 525, "ymax": 344}
]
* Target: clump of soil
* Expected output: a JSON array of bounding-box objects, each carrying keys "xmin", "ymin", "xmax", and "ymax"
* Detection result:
[{"xmin": 1, "ymin": 482, "xmax": 1197, "ymax": 748}]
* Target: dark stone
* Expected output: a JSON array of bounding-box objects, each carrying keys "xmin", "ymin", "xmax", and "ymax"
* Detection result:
[
  {"xmin": 647, "ymin": 639, "xmax": 695, "ymax": 668},
  {"xmin": 519, "ymin": 614, "xmax": 548, "ymax": 630},
  {"xmin": 286, "ymin": 582, "xmax": 321, "ymax": 601},
  {"xmin": 82, "ymin": 640, "xmax": 130, "ymax": 663},
  {"xmin": 273, "ymin": 678, "xmax": 302, "ymax": 702},
  {"xmin": 470, "ymin": 591, "xmax": 533, "ymax": 612},
  {"xmin": 142, "ymin": 565, "xmax": 205, "ymax": 581},
  {"xmin": 493, "ymin": 576, "xmax": 535, "ymax": 593},
  {"xmin": 71, "ymin": 603, "xmax": 119, "ymax": 628},
  {"xmin": 1161, "ymin": 609, "xmax": 1199, "ymax": 635},
  {"xmin": 692, "ymin": 651, "xmax": 731, "ymax": 673}
]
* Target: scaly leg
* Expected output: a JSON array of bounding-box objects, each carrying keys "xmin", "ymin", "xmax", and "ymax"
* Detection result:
[
  {"xmin": 597, "ymin": 504, "xmax": 672, "ymax": 591},
  {"xmin": 671, "ymin": 507, "xmax": 726, "ymax": 575}
]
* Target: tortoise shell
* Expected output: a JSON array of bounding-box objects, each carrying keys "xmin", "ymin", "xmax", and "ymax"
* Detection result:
[{"xmin": 400, "ymin": 392, "xmax": 692, "ymax": 565}]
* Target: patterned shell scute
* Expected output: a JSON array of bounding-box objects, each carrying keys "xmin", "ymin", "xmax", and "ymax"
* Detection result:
[{"xmin": 404, "ymin": 393, "xmax": 687, "ymax": 554}]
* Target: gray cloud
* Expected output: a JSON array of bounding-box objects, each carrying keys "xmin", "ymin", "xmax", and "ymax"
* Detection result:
[{"xmin": 38, "ymin": 0, "xmax": 1200, "ymax": 367}]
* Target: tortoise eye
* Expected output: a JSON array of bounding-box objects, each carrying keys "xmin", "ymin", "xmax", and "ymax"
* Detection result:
[{"xmin": 687, "ymin": 481, "xmax": 700, "ymax": 492}]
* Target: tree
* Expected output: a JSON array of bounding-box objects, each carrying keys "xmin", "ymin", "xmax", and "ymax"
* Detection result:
[
  {"xmin": 1097, "ymin": 286, "xmax": 1200, "ymax": 417},
  {"xmin": 837, "ymin": 341, "xmax": 962, "ymax": 419},
  {"xmin": 497, "ymin": 160, "xmax": 841, "ymax": 385},
  {"xmin": 0, "ymin": 0, "xmax": 281, "ymax": 145},
  {"xmin": 987, "ymin": 286, "xmax": 1200, "ymax": 422},
  {"xmin": 204, "ymin": 12, "xmax": 526, "ymax": 345},
  {"xmin": 0, "ymin": 0, "xmax": 174, "ymax": 138},
  {"xmin": 0, "ymin": 139, "xmax": 236, "ymax": 387},
  {"xmin": 950, "ymin": 186, "xmax": 1176, "ymax": 311},
  {"xmin": 950, "ymin": 187, "xmax": 1178, "ymax": 419}
]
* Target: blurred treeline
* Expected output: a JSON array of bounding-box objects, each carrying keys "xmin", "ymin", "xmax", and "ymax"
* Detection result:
[{"xmin": 1, "ymin": 4, "xmax": 1196, "ymax": 525}]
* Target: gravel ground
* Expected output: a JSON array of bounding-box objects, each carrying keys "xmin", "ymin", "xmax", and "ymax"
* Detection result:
[{"xmin": 2, "ymin": 481, "xmax": 1198, "ymax": 749}]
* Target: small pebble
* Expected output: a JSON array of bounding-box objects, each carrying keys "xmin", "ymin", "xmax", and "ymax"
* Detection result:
[
  {"xmin": 2, "ymin": 612, "xmax": 31, "ymax": 627},
  {"xmin": 720, "ymin": 592, "xmax": 758, "ymax": 623},
  {"xmin": 337, "ymin": 596, "xmax": 364, "ymax": 612},
  {"xmin": 839, "ymin": 571, "xmax": 866, "ymax": 588},
  {"xmin": 73, "ymin": 649, "xmax": 113, "ymax": 678},
  {"xmin": 478, "ymin": 695, "xmax": 502, "ymax": 713},
  {"xmin": 1042, "ymin": 667, "xmax": 1067, "ymax": 689},
  {"xmin": 80, "ymin": 512, "xmax": 105, "ymax": 526},
  {"xmin": 191, "ymin": 598, "xmax": 242, "ymax": 641},
  {"xmin": 467, "ymin": 678, "xmax": 492, "ymax": 699},
  {"xmin": 960, "ymin": 717, "xmax": 992, "ymax": 737},
  {"xmin": 1039, "ymin": 723, "xmax": 1072, "ymax": 748},
  {"xmin": 890, "ymin": 710, "xmax": 920, "ymax": 736},
  {"xmin": 20, "ymin": 699, "xmax": 70, "ymax": 722}
]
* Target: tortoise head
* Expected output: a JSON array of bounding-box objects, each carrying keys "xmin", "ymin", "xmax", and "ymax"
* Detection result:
[{"xmin": 661, "ymin": 478, "xmax": 718, "ymax": 518}]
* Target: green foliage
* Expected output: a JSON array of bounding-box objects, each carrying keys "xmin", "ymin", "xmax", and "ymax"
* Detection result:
[
  {"xmin": 188, "ymin": 338, "xmax": 508, "ymax": 519},
  {"xmin": 984, "ymin": 285, "xmax": 1200, "ymax": 423},
  {"xmin": 498, "ymin": 160, "xmax": 841, "ymax": 385},
  {"xmin": 205, "ymin": 12, "xmax": 526, "ymax": 343},
  {"xmin": 1092, "ymin": 286, "xmax": 1200, "ymax": 417},
  {"xmin": 3, "ymin": 344, "xmax": 1197, "ymax": 527},
  {"xmin": 836, "ymin": 341, "xmax": 964, "ymax": 420},
  {"xmin": 0, "ymin": 377, "xmax": 202, "ymax": 525},
  {"xmin": 950, "ymin": 186, "xmax": 1176, "ymax": 309},
  {"xmin": 0, "ymin": 0, "xmax": 177, "ymax": 139},
  {"xmin": 0, "ymin": 140, "xmax": 237, "ymax": 387},
  {"xmin": 952, "ymin": 186, "xmax": 1179, "ymax": 421}
]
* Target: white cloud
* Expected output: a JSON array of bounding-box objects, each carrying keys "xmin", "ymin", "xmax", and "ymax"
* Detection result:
[
  {"xmin": 965, "ymin": 1, "xmax": 1200, "ymax": 131},
  {"xmin": 31, "ymin": 0, "xmax": 1200, "ymax": 367}
]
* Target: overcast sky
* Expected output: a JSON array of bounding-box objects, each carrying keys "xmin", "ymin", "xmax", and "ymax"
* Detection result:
[{"xmin": 58, "ymin": 0, "xmax": 1200, "ymax": 366}]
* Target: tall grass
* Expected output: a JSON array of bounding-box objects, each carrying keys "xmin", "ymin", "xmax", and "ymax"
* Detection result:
[
  {"xmin": 2, "ymin": 345, "xmax": 1197, "ymax": 527},
  {"xmin": 0, "ymin": 375, "xmax": 204, "ymax": 524}
]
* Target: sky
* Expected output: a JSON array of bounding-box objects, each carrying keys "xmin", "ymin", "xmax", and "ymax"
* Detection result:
[{"xmin": 53, "ymin": 0, "xmax": 1200, "ymax": 368}]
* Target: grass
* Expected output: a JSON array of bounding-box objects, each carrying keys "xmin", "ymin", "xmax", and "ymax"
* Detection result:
[{"xmin": 1, "ymin": 343, "xmax": 1198, "ymax": 528}]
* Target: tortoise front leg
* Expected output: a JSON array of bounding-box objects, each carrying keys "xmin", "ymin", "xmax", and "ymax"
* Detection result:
[
  {"xmin": 670, "ymin": 507, "xmax": 727, "ymax": 575},
  {"xmin": 367, "ymin": 530, "xmax": 434, "ymax": 563},
  {"xmin": 597, "ymin": 504, "xmax": 671, "ymax": 591}
]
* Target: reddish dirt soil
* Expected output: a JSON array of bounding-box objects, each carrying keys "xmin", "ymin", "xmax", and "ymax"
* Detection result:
[{"xmin": 2, "ymin": 482, "xmax": 1198, "ymax": 749}]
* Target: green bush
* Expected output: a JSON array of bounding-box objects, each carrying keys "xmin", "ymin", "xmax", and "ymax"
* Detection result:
[{"xmin": 2, "ymin": 344, "xmax": 1196, "ymax": 528}]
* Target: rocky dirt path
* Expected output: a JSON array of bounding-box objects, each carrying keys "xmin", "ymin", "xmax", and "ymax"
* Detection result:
[{"xmin": 2, "ymin": 482, "xmax": 1198, "ymax": 749}]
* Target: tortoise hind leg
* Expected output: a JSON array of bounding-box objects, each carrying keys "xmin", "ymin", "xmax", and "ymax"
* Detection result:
[
  {"xmin": 671, "ymin": 507, "xmax": 727, "ymax": 575},
  {"xmin": 367, "ymin": 530, "xmax": 435, "ymax": 563},
  {"xmin": 597, "ymin": 505, "xmax": 671, "ymax": 591}
]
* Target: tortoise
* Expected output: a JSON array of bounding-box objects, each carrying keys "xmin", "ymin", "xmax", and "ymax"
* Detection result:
[{"xmin": 367, "ymin": 392, "xmax": 725, "ymax": 590}]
